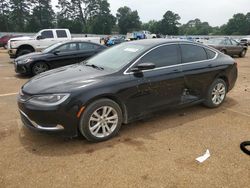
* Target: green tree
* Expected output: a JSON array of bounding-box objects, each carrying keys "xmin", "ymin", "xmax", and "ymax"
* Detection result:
[
  {"xmin": 56, "ymin": 0, "xmax": 83, "ymax": 33},
  {"xmin": 179, "ymin": 18, "xmax": 212, "ymax": 35},
  {"xmin": 116, "ymin": 6, "xmax": 141, "ymax": 34},
  {"xmin": 26, "ymin": 0, "xmax": 55, "ymax": 31},
  {"xmin": 142, "ymin": 20, "xmax": 160, "ymax": 34},
  {"xmin": 87, "ymin": 0, "xmax": 116, "ymax": 34},
  {"xmin": 9, "ymin": 0, "xmax": 32, "ymax": 31},
  {"xmin": 223, "ymin": 13, "xmax": 249, "ymax": 35},
  {"xmin": 159, "ymin": 11, "xmax": 180, "ymax": 35},
  {"xmin": 71, "ymin": 0, "xmax": 86, "ymax": 32},
  {"xmin": 0, "ymin": 0, "xmax": 10, "ymax": 31}
]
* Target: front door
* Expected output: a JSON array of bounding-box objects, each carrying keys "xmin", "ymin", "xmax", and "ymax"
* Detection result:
[
  {"xmin": 126, "ymin": 44, "xmax": 184, "ymax": 116},
  {"xmin": 49, "ymin": 42, "xmax": 79, "ymax": 68}
]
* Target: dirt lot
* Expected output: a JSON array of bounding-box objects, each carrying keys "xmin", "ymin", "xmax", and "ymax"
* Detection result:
[{"xmin": 0, "ymin": 50, "xmax": 249, "ymax": 188}]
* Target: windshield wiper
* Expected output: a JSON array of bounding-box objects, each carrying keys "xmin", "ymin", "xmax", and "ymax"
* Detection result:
[{"xmin": 85, "ymin": 64, "xmax": 104, "ymax": 70}]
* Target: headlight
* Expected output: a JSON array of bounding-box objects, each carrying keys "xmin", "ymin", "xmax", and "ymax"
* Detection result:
[
  {"xmin": 28, "ymin": 94, "xmax": 70, "ymax": 106},
  {"xmin": 18, "ymin": 58, "xmax": 33, "ymax": 64}
]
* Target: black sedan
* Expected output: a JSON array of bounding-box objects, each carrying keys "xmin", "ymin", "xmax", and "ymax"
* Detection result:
[
  {"xmin": 18, "ymin": 39, "xmax": 238, "ymax": 142},
  {"xmin": 14, "ymin": 41, "xmax": 106, "ymax": 75},
  {"xmin": 205, "ymin": 38, "xmax": 247, "ymax": 57}
]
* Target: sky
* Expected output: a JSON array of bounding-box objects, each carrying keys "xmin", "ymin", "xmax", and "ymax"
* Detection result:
[{"xmin": 52, "ymin": 0, "xmax": 250, "ymax": 27}]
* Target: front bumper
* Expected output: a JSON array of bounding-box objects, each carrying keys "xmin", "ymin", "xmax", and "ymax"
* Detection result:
[
  {"xmin": 20, "ymin": 110, "xmax": 64, "ymax": 131},
  {"xmin": 8, "ymin": 49, "xmax": 17, "ymax": 58},
  {"xmin": 14, "ymin": 61, "xmax": 29, "ymax": 74},
  {"xmin": 18, "ymin": 94, "xmax": 79, "ymax": 137}
]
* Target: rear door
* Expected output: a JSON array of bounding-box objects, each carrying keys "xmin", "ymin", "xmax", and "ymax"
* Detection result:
[
  {"xmin": 230, "ymin": 39, "xmax": 243, "ymax": 55},
  {"xmin": 180, "ymin": 44, "xmax": 219, "ymax": 102},
  {"xmin": 77, "ymin": 42, "xmax": 102, "ymax": 62},
  {"xmin": 127, "ymin": 44, "xmax": 184, "ymax": 115},
  {"xmin": 223, "ymin": 38, "xmax": 235, "ymax": 55}
]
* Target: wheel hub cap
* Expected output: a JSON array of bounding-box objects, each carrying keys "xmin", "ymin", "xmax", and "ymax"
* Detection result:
[
  {"xmin": 211, "ymin": 83, "xmax": 226, "ymax": 105},
  {"xmin": 89, "ymin": 106, "xmax": 118, "ymax": 138}
]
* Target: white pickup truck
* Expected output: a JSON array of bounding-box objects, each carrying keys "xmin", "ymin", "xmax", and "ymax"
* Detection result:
[{"xmin": 8, "ymin": 29, "xmax": 100, "ymax": 58}]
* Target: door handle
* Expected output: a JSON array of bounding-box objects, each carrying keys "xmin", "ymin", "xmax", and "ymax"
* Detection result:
[{"xmin": 173, "ymin": 69, "xmax": 180, "ymax": 72}]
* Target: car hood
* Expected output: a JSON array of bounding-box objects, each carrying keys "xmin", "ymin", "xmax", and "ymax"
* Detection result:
[
  {"xmin": 22, "ymin": 64, "xmax": 111, "ymax": 94},
  {"xmin": 9, "ymin": 36, "xmax": 33, "ymax": 42},
  {"xmin": 15, "ymin": 52, "xmax": 45, "ymax": 61}
]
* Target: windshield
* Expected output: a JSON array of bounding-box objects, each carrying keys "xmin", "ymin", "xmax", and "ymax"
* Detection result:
[
  {"xmin": 84, "ymin": 43, "xmax": 146, "ymax": 71},
  {"xmin": 42, "ymin": 42, "xmax": 64, "ymax": 53}
]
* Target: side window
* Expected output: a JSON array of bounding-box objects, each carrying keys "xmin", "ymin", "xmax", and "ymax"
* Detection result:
[
  {"xmin": 224, "ymin": 39, "xmax": 232, "ymax": 45},
  {"xmin": 79, "ymin": 43, "xmax": 99, "ymax": 51},
  {"xmin": 41, "ymin": 31, "xmax": 54, "ymax": 39},
  {"xmin": 231, "ymin": 40, "xmax": 238, "ymax": 46},
  {"xmin": 136, "ymin": 44, "xmax": 179, "ymax": 68},
  {"xmin": 56, "ymin": 43, "xmax": 77, "ymax": 52},
  {"xmin": 180, "ymin": 44, "xmax": 207, "ymax": 63},
  {"xmin": 56, "ymin": 30, "xmax": 67, "ymax": 38},
  {"xmin": 205, "ymin": 48, "xmax": 216, "ymax": 59}
]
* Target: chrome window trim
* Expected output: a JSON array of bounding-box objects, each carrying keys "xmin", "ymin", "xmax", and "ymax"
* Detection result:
[{"xmin": 123, "ymin": 42, "xmax": 218, "ymax": 75}]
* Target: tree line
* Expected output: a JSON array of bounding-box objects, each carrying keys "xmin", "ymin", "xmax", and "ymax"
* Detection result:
[{"xmin": 0, "ymin": 0, "xmax": 249, "ymax": 35}]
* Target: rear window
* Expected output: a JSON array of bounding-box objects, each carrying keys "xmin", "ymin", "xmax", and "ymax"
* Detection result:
[
  {"xmin": 56, "ymin": 30, "xmax": 67, "ymax": 38},
  {"xmin": 79, "ymin": 43, "xmax": 99, "ymax": 51},
  {"xmin": 205, "ymin": 48, "xmax": 216, "ymax": 59},
  {"xmin": 180, "ymin": 44, "xmax": 207, "ymax": 63}
]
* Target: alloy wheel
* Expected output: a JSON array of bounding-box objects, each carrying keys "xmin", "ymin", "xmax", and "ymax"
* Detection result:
[
  {"xmin": 88, "ymin": 106, "xmax": 118, "ymax": 138},
  {"xmin": 211, "ymin": 83, "xmax": 226, "ymax": 105},
  {"xmin": 33, "ymin": 63, "xmax": 48, "ymax": 75}
]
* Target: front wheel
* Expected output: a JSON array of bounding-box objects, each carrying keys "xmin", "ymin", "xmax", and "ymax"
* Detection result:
[
  {"xmin": 32, "ymin": 62, "xmax": 49, "ymax": 75},
  {"xmin": 203, "ymin": 79, "xmax": 227, "ymax": 108},
  {"xmin": 79, "ymin": 99, "xmax": 123, "ymax": 142}
]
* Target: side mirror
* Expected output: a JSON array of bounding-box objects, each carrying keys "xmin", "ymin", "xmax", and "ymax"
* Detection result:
[
  {"xmin": 53, "ymin": 50, "xmax": 60, "ymax": 55},
  {"xmin": 130, "ymin": 63, "xmax": 156, "ymax": 72},
  {"xmin": 36, "ymin": 35, "xmax": 44, "ymax": 40}
]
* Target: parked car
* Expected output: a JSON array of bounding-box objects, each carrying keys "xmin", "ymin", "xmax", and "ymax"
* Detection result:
[
  {"xmin": 205, "ymin": 38, "xmax": 247, "ymax": 57},
  {"xmin": 106, "ymin": 36, "xmax": 126, "ymax": 46},
  {"xmin": 126, "ymin": 31, "xmax": 156, "ymax": 40},
  {"xmin": 240, "ymin": 36, "xmax": 250, "ymax": 45},
  {"xmin": 18, "ymin": 39, "xmax": 237, "ymax": 142},
  {"xmin": 8, "ymin": 29, "xmax": 100, "ymax": 58},
  {"xmin": 0, "ymin": 35, "xmax": 20, "ymax": 49},
  {"xmin": 14, "ymin": 41, "xmax": 106, "ymax": 75}
]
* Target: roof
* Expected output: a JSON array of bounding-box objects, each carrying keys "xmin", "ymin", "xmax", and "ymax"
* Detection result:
[{"xmin": 127, "ymin": 39, "xmax": 193, "ymax": 47}]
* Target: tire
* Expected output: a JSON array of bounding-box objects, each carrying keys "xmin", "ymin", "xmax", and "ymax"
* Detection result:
[
  {"xmin": 239, "ymin": 49, "xmax": 246, "ymax": 58},
  {"xmin": 3, "ymin": 44, "xmax": 7, "ymax": 49},
  {"xmin": 32, "ymin": 62, "xmax": 49, "ymax": 75},
  {"xmin": 17, "ymin": 49, "xmax": 33, "ymax": 57},
  {"xmin": 240, "ymin": 141, "xmax": 250, "ymax": 155},
  {"xmin": 203, "ymin": 79, "xmax": 227, "ymax": 108},
  {"xmin": 79, "ymin": 98, "xmax": 123, "ymax": 142}
]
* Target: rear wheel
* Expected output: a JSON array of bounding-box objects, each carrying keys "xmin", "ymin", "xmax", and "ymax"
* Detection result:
[
  {"xmin": 239, "ymin": 49, "xmax": 246, "ymax": 58},
  {"xmin": 79, "ymin": 99, "xmax": 122, "ymax": 142},
  {"xmin": 203, "ymin": 79, "xmax": 227, "ymax": 108},
  {"xmin": 32, "ymin": 62, "xmax": 49, "ymax": 75}
]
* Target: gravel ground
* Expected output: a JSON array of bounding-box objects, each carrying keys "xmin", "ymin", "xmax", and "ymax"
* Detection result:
[{"xmin": 0, "ymin": 51, "xmax": 249, "ymax": 188}]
